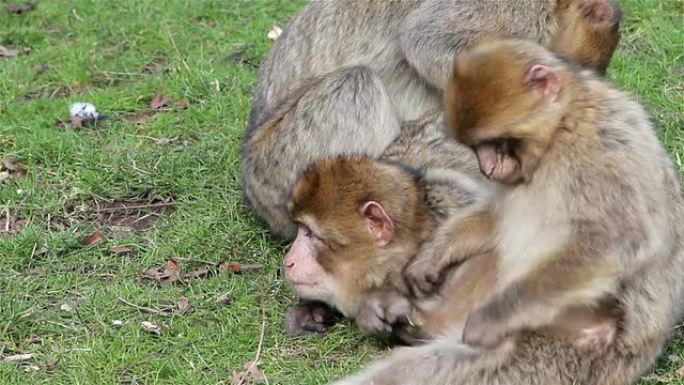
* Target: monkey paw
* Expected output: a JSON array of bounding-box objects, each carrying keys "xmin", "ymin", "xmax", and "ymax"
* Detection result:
[
  {"xmin": 284, "ymin": 300, "xmax": 340, "ymax": 337},
  {"xmin": 404, "ymin": 251, "xmax": 444, "ymax": 297},
  {"xmin": 355, "ymin": 291, "xmax": 414, "ymax": 339},
  {"xmin": 462, "ymin": 306, "xmax": 508, "ymax": 348}
]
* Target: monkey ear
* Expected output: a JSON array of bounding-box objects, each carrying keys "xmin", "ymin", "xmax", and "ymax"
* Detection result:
[
  {"xmin": 524, "ymin": 64, "xmax": 561, "ymax": 102},
  {"xmin": 580, "ymin": 0, "xmax": 616, "ymax": 23},
  {"xmin": 359, "ymin": 201, "xmax": 395, "ymax": 247}
]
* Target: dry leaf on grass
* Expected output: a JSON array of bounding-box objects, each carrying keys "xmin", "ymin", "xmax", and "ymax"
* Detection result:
[
  {"xmin": 182, "ymin": 268, "xmax": 210, "ymax": 280},
  {"xmin": 3, "ymin": 353, "xmax": 33, "ymax": 363},
  {"xmin": 150, "ymin": 91, "xmax": 171, "ymax": 110},
  {"xmin": 140, "ymin": 321, "xmax": 164, "ymax": 335},
  {"xmin": 177, "ymin": 297, "xmax": 192, "ymax": 315},
  {"xmin": 142, "ymin": 258, "xmax": 181, "ymax": 285},
  {"xmin": 0, "ymin": 210, "xmax": 26, "ymax": 235},
  {"xmin": 3, "ymin": 157, "xmax": 27, "ymax": 178},
  {"xmin": 153, "ymin": 135, "xmax": 196, "ymax": 151},
  {"xmin": 1, "ymin": 157, "xmax": 27, "ymax": 182},
  {"xmin": 25, "ymin": 335, "xmax": 42, "ymax": 344},
  {"xmin": 677, "ymin": 365, "xmax": 684, "ymax": 377},
  {"xmin": 231, "ymin": 361, "xmax": 266, "ymax": 385},
  {"xmin": 0, "ymin": 45, "xmax": 30, "ymax": 57},
  {"xmin": 80, "ymin": 230, "xmax": 104, "ymax": 246},
  {"xmin": 124, "ymin": 112, "xmax": 154, "ymax": 124},
  {"xmin": 215, "ymin": 293, "xmax": 232, "ymax": 306},
  {"xmin": 109, "ymin": 245, "xmax": 135, "ymax": 255},
  {"xmin": 4, "ymin": 2, "xmax": 35, "ymax": 14},
  {"xmin": 232, "ymin": 304, "xmax": 268, "ymax": 385},
  {"xmin": 267, "ymin": 25, "xmax": 282, "ymax": 41},
  {"xmin": 140, "ymin": 259, "xmax": 212, "ymax": 285},
  {"xmin": 142, "ymin": 58, "xmax": 169, "ymax": 74}
]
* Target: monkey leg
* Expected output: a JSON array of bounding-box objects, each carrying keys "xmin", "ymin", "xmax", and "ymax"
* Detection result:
[
  {"xmin": 330, "ymin": 333, "xmax": 593, "ymax": 385},
  {"xmin": 462, "ymin": 247, "xmax": 620, "ymax": 347},
  {"xmin": 241, "ymin": 66, "xmax": 401, "ymax": 239}
]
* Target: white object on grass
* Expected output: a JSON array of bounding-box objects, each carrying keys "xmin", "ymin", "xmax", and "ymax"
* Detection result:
[
  {"xmin": 267, "ymin": 25, "xmax": 282, "ymax": 41},
  {"xmin": 69, "ymin": 102, "xmax": 100, "ymax": 120}
]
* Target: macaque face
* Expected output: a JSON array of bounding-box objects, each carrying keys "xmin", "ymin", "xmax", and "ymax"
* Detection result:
[
  {"xmin": 284, "ymin": 225, "xmax": 342, "ymax": 308},
  {"xmin": 284, "ymin": 201, "xmax": 396, "ymax": 317},
  {"xmin": 449, "ymin": 57, "xmax": 562, "ymax": 185}
]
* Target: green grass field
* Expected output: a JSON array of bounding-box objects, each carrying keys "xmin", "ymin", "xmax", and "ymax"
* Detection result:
[{"xmin": 0, "ymin": 0, "xmax": 682, "ymax": 384}]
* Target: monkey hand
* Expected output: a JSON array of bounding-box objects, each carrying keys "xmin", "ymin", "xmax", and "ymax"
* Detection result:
[
  {"xmin": 462, "ymin": 303, "xmax": 511, "ymax": 348},
  {"xmin": 355, "ymin": 291, "xmax": 415, "ymax": 339},
  {"xmin": 404, "ymin": 246, "xmax": 449, "ymax": 298},
  {"xmin": 284, "ymin": 300, "xmax": 340, "ymax": 337}
]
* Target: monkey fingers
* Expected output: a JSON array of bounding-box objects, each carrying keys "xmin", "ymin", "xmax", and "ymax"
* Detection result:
[
  {"xmin": 355, "ymin": 291, "xmax": 415, "ymax": 339},
  {"xmin": 284, "ymin": 300, "xmax": 341, "ymax": 337},
  {"xmin": 404, "ymin": 250, "xmax": 445, "ymax": 298}
]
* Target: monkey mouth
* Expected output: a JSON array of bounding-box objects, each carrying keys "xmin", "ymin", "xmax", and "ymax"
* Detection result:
[{"xmin": 474, "ymin": 139, "xmax": 520, "ymax": 183}]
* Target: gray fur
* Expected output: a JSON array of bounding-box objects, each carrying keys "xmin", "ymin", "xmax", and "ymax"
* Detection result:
[
  {"xmin": 330, "ymin": 49, "xmax": 684, "ymax": 385},
  {"xmin": 241, "ymin": 0, "xmax": 561, "ymax": 238}
]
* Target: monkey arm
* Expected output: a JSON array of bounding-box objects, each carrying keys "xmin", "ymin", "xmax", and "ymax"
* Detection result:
[
  {"xmin": 398, "ymin": 0, "xmax": 499, "ymax": 90},
  {"xmin": 405, "ymin": 208, "xmax": 496, "ymax": 297},
  {"xmin": 463, "ymin": 246, "xmax": 620, "ymax": 347}
]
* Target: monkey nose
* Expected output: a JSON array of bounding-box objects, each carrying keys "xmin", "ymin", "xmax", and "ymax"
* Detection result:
[{"xmin": 285, "ymin": 261, "xmax": 295, "ymax": 269}]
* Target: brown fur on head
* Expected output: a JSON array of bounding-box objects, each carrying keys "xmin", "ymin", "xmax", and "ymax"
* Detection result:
[
  {"xmin": 552, "ymin": 0, "xmax": 621, "ymax": 75},
  {"xmin": 284, "ymin": 157, "xmax": 435, "ymax": 316},
  {"xmin": 444, "ymin": 39, "xmax": 580, "ymax": 185}
]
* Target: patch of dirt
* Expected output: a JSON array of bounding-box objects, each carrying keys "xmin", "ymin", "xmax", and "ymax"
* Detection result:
[
  {"xmin": 226, "ymin": 44, "xmax": 258, "ymax": 68},
  {"xmin": 0, "ymin": 208, "xmax": 25, "ymax": 235},
  {"xmin": 93, "ymin": 198, "xmax": 175, "ymax": 232},
  {"xmin": 89, "ymin": 70, "xmax": 139, "ymax": 87},
  {"xmin": 142, "ymin": 58, "xmax": 170, "ymax": 74},
  {"xmin": 140, "ymin": 258, "xmax": 262, "ymax": 287},
  {"xmin": 149, "ymin": 90, "xmax": 188, "ymax": 111},
  {"xmin": 153, "ymin": 134, "xmax": 197, "ymax": 151},
  {"xmin": 4, "ymin": 2, "xmax": 35, "ymax": 14},
  {"xmin": 21, "ymin": 83, "xmax": 87, "ymax": 102},
  {"xmin": 1, "ymin": 156, "xmax": 27, "ymax": 181},
  {"xmin": 45, "ymin": 196, "xmax": 175, "ymax": 237},
  {"xmin": 0, "ymin": 45, "xmax": 30, "ymax": 58}
]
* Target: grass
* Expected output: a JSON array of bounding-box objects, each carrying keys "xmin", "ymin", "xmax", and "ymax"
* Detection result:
[{"xmin": 0, "ymin": 0, "xmax": 682, "ymax": 384}]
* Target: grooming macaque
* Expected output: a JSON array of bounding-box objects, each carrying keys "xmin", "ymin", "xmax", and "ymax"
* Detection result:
[
  {"xmin": 328, "ymin": 39, "xmax": 684, "ymax": 385},
  {"xmin": 283, "ymin": 114, "xmax": 483, "ymax": 338},
  {"xmin": 284, "ymin": 116, "xmax": 620, "ymax": 352},
  {"xmin": 284, "ymin": 156, "xmax": 618, "ymax": 345},
  {"xmin": 241, "ymin": 0, "xmax": 621, "ymax": 239}
]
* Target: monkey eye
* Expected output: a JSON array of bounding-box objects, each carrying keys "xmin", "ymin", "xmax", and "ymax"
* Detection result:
[
  {"xmin": 298, "ymin": 224, "xmax": 315, "ymax": 239},
  {"xmin": 304, "ymin": 227, "xmax": 314, "ymax": 238}
]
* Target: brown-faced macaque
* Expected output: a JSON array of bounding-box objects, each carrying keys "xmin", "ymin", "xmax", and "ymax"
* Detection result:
[
  {"xmin": 335, "ymin": 38, "xmax": 684, "ymax": 385},
  {"xmin": 241, "ymin": 0, "xmax": 621, "ymax": 240},
  {"xmin": 284, "ymin": 117, "xmax": 621, "ymax": 352},
  {"xmin": 283, "ymin": 113, "xmax": 489, "ymax": 337}
]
